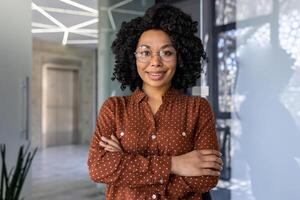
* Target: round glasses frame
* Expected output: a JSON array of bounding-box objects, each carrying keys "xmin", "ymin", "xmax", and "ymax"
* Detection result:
[{"xmin": 134, "ymin": 48, "xmax": 177, "ymax": 63}]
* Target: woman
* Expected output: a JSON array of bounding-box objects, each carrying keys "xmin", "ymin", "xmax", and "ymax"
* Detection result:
[{"xmin": 88, "ymin": 4, "xmax": 222, "ymax": 200}]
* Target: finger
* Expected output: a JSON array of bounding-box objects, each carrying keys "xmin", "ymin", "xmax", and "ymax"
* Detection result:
[
  {"xmin": 99, "ymin": 141, "xmax": 109, "ymax": 148},
  {"xmin": 101, "ymin": 136, "xmax": 122, "ymax": 151},
  {"xmin": 101, "ymin": 141, "xmax": 123, "ymax": 152},
  {"xmin": 200, "ymin": 169, "xmax": 221, "ymax": 176},
  {"xmin": 202, "ymin": 155, "xmax": 223, "ymax": 165},
  {"xmin": 100, "ymin": 138, "xmax": 123, "ymax": 153},
  {"xmin": 99, "ymin": 141, "xmax": 118, "ymax": 150},
  {"xmin": 100, "ymin": 141, "xmax": 122, "ymax": 152},
  {"xmin": 111, "ymin": 135, "xmax": 121, "ymax": 145},
  {"xmin": 110, "ymin": 135, "xmax": 124, "ymax": 153},
  {"xmin": 199, "ymin": 149, "xmax": 222, "ymax": 157},
  {"xmin": 200, "ymin": 161, "xmax": 223, "ymax": 171},
  {"xmin": 105, "ymin": 146, "xmax": 120, "ymax": 152}
]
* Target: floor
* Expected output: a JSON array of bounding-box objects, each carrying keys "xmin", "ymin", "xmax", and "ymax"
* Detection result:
[
  {"xmin": 31, "ymin": 145, "xmax": 234, "ymax": 200},
  {"xmin": 32, "ymin": 145, "xmax": 105, "ymax": 200}
]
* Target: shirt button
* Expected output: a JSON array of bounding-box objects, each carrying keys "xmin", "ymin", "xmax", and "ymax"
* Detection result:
[
  {"xmin": 151, "ymin": 134, "xmax": 156, "ymax": 140},
  {"xmin": 159, "ymin": 178, "xmax": 164, "ymax": 184},
  {"xmin": 120, "ymin": 132, "xmax": 124, "ymax": 137},
  {"xmin": 182, "ymin": 132, "xmax": 187, "ymax": 137},
  {"xmin": 152, "ymin": 194, "xmax": 157, "ymax": 199}
]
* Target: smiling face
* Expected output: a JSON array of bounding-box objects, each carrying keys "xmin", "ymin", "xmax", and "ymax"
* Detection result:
[{"xmin": 135, "ymin": 29, "xmax": 177, "ymax": 91}]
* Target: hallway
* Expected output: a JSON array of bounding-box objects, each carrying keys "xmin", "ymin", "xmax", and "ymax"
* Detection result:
[{"xmin": 32, "ymin": 145, "xmax": 105, "ymax": 200}]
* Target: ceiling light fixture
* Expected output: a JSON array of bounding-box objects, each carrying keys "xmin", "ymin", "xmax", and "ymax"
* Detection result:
[
  {"xmin": 32, "ymin": 29, "xmax": 64, "ymax": 33},
  {"xmin": 67, "ymin": 40, "xmax": 98, "ymax": 44},
  {"xmin": 32, "ymin": 22, "xmax": 57, "ymax": 29},
  {"xmin": 58, "ymin": 0, "xmax": 98, "ymax": 14},
  {"xmin": 69, "ymin": 18, "xmax": 98, "ymax": 31},
  {"xmin": 38, "ymin": 6, "xmax": 97, "ymax": 17},
  {"xmin": 32, "ymin": 3, "xmax": 66, "ymax": 30},
  {"xmin": 62, "ymin": 31, "xmax": 69, "ymax": 45},
  {"xmin": 32, "ymin": 0, "xmax": 144, "ymax": 46}
]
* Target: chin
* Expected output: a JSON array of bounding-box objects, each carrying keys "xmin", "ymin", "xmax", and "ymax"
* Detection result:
[{"xmin": 144, "ymin": 79, "xmax": 172, "ymax": 89}]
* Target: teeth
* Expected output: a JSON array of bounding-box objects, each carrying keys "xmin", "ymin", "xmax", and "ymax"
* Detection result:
[
  {"xmin": 150, "ymin": 73, "xmax": 161, "ymax": 76},
  {"xmin": 148, "ymin": 72, "xmax": 164, "ymax": 75}
]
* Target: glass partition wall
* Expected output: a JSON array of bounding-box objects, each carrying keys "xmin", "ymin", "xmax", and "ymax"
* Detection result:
[
  {"xmin": 212, "ymin": 0, "xmax": 300, "ymax": 199},
  {"xmin": 97, "ymin": 0, "xmax": 155, "ymax": 108}
]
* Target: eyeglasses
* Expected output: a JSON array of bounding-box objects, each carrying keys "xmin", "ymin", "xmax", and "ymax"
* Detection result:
[{"xmin": 134, "ymin": 46, "xmax": 177, "ymax": 63}]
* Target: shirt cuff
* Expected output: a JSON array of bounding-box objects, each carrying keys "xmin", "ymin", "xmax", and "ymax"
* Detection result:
[
  {"xmin": 167, "ymin": 176, "xmax": 192, "ymax": 199},
  {"xmin": 151, "ymin": 155, "xmax": 171, "ymax": 185}
]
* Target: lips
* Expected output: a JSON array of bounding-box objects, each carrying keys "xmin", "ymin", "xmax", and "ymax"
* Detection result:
[{"xmin": 146, "ymin": 71, "xmax": 166, "ymax": 81}]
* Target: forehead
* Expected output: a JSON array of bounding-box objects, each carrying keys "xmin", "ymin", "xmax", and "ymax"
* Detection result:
[{"xmin": 137, "ymin": 29, "xmax": 172, "ymax": 48}]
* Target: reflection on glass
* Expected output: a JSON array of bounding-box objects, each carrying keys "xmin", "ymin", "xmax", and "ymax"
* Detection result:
[
  {"xmin": 218, "ymin": 30, "xmax": 238, "ymax": 112},
  {"xmin": 216, "ymin": 0, "xmax": 236, "ymax": 25},
  {"xmin": 218, "ymin": 24, "xmax": 271, "ymax": 113},
  {"xmin": 234, "ymin": 1, "xmax": 300, "ymax": 200},
  {"xmin": 244, "ymin": 24, "xmax": 270, "ymax": 47},
  {"xmin": 216, "ymin": 119, "xmax": 231, "ymax": 181},
  {"xmin": 97, "ymin": 0, "xmax": 155, "ymax": 104},
  {"xmin": 236, "ymin": 0, "xmax": 272, "ymax": 22},
  {"xmin": 279, "ymin": 3, "xmax": 300, "ymax": 131},
  {"xmin": 216, "ymin": 0, "xmax": 300, "ymax": 200},
  {"xmin": 216, "ymin": 0, "xmax": 273, "ymax": 25}
]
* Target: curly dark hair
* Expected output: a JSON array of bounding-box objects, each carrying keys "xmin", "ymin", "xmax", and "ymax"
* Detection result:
[{"xmin": 111, "ymin": 3, "xmax": 207, "ymax": 91}]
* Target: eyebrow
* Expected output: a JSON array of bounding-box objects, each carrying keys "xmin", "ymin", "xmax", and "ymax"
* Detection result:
[{"xmin": 139, "ymin": 44, "xmax": 174, "ymax": 49}]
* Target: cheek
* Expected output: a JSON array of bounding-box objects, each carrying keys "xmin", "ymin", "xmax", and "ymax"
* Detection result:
[
  {"xmin": 170, "ymin": 61, "xmax": 177, "ymax": 73},
  {"xmin": 136, "ymin": 62, "xmax": 146, "ymax": 78}
]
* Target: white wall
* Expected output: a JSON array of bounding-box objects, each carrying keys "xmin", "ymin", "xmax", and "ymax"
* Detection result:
[{"xmin": 0, "ymin": 0, "xmax": 32, "ymax": 198}]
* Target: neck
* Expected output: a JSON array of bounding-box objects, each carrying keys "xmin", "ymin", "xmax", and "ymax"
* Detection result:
[{"xmin": 142, "ymin": 84, "xmax": 171, "ymax": 101}]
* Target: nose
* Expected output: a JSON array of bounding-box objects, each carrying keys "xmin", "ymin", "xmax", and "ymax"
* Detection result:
[{"xmin": 150, "ymin": 53, "xmax": 162, "ymax": 67}]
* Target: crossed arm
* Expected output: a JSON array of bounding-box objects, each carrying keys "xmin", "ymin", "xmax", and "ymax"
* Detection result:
[
  {"xmin": 88, "ymin": 98, "xmax": 222, "ymax": 198},
  {"xmin": 100, "ymin": 135, "xmax": 222, "ymax": 177}
]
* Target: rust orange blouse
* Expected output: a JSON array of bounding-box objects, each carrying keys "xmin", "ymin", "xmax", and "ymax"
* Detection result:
[{"xmin": 88, "ymin": 88, "xmax": 219, "ymax": 200}]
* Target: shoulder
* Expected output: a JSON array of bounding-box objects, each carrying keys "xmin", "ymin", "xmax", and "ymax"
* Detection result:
[
  {"xmin": 179, "ymin": 95, "xmax": 213, "ymax": 112},
  {"xmin": 179, "ymin": 95, "xmax": 211, "ymax": 106},
  {"xmin": 100, "ymin": 95, "xmax": 131, "ymax": 111}
]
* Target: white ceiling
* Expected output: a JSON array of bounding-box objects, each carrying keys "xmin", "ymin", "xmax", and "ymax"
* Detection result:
[{"xmin": 32, "ymin": 0, "xmax": 149, "ymax": 48}]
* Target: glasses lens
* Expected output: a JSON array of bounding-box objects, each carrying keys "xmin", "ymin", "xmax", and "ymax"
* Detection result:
[
  {"xmin": 159, "ymin": 49, "xmax": 176, "ymax": 61},
  {"xmin": 135, "ymin": 46, "xmax": 152, "ymax": 63},
  {"xmin": 135, "ymin": 46, "xmax": 176, "ymax": 62}
]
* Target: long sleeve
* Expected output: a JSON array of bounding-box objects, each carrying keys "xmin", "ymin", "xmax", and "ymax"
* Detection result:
[
  {"xmin": 87, "ymin": 98, "xmax": 171, "ymax": 188},
  {"xmin": 166, "ymin": 98, "xmax": 220, "ymax": 199}
]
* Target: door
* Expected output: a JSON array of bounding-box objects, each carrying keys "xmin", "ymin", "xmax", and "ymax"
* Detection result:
[{"xmin": 43, "ymin": 65, "xmax": 79, "ymax": 147}]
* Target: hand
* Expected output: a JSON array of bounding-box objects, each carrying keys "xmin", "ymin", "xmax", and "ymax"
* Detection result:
[
  {"xmin": 99, "ymin": 135, "xmax": 124, "ymax": 153},
  {"xmin": 171, "ymin": 149, "xmax": 223, "ymax": 177}
]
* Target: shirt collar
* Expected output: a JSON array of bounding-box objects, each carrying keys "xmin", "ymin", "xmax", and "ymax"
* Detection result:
[{"xmin": 132, "ymin": 87, "xmax": 180, "ymax": 103}]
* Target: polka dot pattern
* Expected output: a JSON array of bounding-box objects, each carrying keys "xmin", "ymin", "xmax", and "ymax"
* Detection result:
[{"xmin": 87, "ymin": 88, "xmax": 219, "ymax": 200}]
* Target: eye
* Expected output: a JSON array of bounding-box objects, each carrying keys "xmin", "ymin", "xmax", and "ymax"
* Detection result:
[
  {"xmin": 140, "ymin": 50, "xmax": 152, "ymax": 57},
  {"xmin": 161, "ymin": 50, "xmax": 175, "ymax": 57}
]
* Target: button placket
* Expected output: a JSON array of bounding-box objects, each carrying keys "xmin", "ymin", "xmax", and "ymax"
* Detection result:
[
  {"xmin": 151, "ymin": 134, "xmax": 156, "ymax": 140},
  {"xmin": 148, "ymin": 131, "xmax": 159, "ymax": 155},
  {"xmin": 159, "ymin": 177, "xmax": 164, "ymax": 184},
  {"xmin": 120, "ymin": 131, "xmax": 125, "ymax": 137}
]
